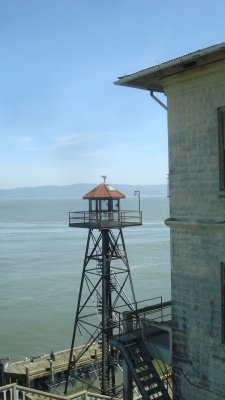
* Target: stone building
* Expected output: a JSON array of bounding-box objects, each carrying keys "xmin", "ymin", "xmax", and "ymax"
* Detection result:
[{"xmin": 115, "ymin": 42, "xmax": 225, "ymax": 400}]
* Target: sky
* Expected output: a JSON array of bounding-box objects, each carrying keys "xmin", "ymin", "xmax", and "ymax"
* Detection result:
[{"xmin": 0, "ymin": 0, "xmax": 225, "ymax": 189}]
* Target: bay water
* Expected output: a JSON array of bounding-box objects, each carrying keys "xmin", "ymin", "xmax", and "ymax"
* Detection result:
[{"xmin": 0, "ymin": 197, "xmax": 170, "ymax": 362}]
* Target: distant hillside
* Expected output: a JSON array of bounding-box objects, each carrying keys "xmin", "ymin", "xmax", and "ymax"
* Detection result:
[{"xmin": 0, "ymin": 183, "xmax": 167, "ymax": 199}]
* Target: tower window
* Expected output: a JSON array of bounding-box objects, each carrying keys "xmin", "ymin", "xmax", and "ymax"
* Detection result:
[
  {"xmin": 100, "ymin": 200, "xmax": 109, "ymax": 211},
  {"xmin": 221, "ymin": 263, "xmax": 225, "ymax": 342},
  {"xmin": 218, "ymin": 107, "xmax": 225, "ymax": 190}
]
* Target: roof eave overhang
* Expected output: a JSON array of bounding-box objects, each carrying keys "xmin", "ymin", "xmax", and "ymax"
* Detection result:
[{"xmin": 114, "ymin": 43, "xmax": 225, "ymax": 93}]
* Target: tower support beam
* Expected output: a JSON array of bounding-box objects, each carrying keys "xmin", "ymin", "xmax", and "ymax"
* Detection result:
[{"xmin": 65, "ymin": 228, "xmax": 137, "ymax": 396}]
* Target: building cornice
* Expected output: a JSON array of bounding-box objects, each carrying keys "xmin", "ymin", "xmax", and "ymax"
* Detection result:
[
  {"xmin": 114, "ymin": 42, "xmax": 225, "ymax": 93},
  {"xmin": 165, "ymin": 218, "xmax": 225, "ymax": 230}
]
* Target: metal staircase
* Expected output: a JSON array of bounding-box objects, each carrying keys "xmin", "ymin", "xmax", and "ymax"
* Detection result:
[
  {"xmin": 108, "ymin": 299, "xmax": 172, "ymax": 398},
  {"xmin": 112, "ymin": 336, "xmax": 171, "ymax": 399}
]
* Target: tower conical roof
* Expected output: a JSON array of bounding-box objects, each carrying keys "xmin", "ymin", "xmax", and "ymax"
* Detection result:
[{"xmin": 83, "ymin": 183, "xmax": 125, "ymax": 199}]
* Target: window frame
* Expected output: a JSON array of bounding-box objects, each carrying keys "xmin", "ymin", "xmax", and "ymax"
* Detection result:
[
  {"xmin": 218, "ymin": 107, "xmax": 225, "ymax": 190},
  {"xmin": 221, "ymin": 262, "xmax": 225, "ymax": 343},
  {"xmin": 100, "ymin": 199, "xmax": 109, "ymax": 211}
]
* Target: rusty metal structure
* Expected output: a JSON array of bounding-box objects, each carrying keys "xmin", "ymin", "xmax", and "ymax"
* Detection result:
[{"xmin": 64, "ymin": 179, "xmax": 142, "ymax": 396}]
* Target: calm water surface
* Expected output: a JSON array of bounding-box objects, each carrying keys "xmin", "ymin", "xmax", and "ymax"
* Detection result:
[{"xmin": 0, "ymin": 197, "xmax": 170, "ymax": 361}]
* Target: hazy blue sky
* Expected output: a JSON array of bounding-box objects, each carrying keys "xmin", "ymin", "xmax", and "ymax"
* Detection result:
[{"xmin": 0, "ymin": 0, "xmax": 225, "ymax": 188}]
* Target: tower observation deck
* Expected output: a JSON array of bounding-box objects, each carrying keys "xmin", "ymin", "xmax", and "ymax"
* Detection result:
[
  {"xmin": 69, "ymin": 182, "xmax": 142, "ymax": 229},
  {"xmin": 65, "ymin": 179, "xmax": 142, "ymax": 397}
]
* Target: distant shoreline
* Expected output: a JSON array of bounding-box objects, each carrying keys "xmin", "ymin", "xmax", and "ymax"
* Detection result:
[
  {"xmin": 0, "ymin": 183, "xmax": 167, "ymax": 199},
  {"xmin": 0, "ymin": 195, "xmax": 168, "ymax": 201}
]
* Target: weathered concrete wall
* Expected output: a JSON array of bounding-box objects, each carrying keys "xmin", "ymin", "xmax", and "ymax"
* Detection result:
[
  {"xmin": 163, "ymin": 60, "xmax": 225, "ymax": 400},
  {"xmin": 170, "ymin": 226, "xmax": 225, "ymax": 400},
  {"xmin": 165, "ymin": 61, "xmax": 225, "ymax": 220}
]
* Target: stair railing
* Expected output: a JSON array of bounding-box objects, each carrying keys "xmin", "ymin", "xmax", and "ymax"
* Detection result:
[{"xmin": 139, "ymin": 319, "xmax": 172, "ymax": 396}]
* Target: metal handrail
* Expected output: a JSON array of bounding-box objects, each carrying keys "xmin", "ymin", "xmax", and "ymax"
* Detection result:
[
  {"xmin": 69, "ymin": 210, "xmax": 142, "ymax": 227},
  {"xmin": 113, "ymin": 299, "xmax": 172, "ymax": 339},
  {"xmin": 139, "ymin": 319, "xmax": 172, "ymax": 395}
]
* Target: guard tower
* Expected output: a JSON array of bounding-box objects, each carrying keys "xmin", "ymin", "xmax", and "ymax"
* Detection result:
[{"xmin": 65, "ymin": 178, "xmax": 142, "ymax": 396}]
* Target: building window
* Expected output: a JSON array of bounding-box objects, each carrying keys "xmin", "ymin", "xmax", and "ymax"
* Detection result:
[
  {"xmin": 221, "ymin": 263, "xmax": 225, "ymax": 342},
  {"xmin": 218, "ymin": 107, "xmax": 225, "ymax": 190}
]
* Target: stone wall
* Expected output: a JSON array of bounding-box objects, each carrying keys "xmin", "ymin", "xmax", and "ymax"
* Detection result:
[
  {"xmin": 163, "ymin": 60, "xmax": 225, "ymax": 400},
  {"xmin": 165, "ymin": 61, "xmax": 225, "ymax": 220}
]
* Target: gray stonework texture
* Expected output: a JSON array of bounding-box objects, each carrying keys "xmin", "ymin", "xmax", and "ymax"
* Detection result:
[{"xmin": 164, "ymin": 60, "xmax": 225, "ymax": 400}]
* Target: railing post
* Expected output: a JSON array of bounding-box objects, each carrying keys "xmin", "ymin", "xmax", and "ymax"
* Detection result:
[
  {"xmin": 25, "ymin": 367, "xmax": 30, "ymax": 388},
  {"xmin": 12, "ymin": 384, "xmax": 17, "ymax": 400},
  {"xmin": 50, "ymin": 359, "xmax": 54, "ymax": 384},
  {"xmin": 161, "ymin": 296, "xmax": 163, "ymax": 321}
]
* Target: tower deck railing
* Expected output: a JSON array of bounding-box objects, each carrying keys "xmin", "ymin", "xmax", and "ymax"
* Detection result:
[
  {"xmin": 0, "ymin": 383, "xmax": 119, "ymax": 400},
  {"xmin": 69, "ymin": 210, "xmax": 142, "ymax": 228}
]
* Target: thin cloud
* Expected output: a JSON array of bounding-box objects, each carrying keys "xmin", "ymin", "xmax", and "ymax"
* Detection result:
[
  {"xmin": 0, "ymin": 135, "xmax": 34, "ymax": 147},
  {"xmin": 83, "ymin": 140, "xmax": 156, "ymax": 158},
  {"xmin": 52, "ymin": 132, "xmax": 109, "ymax": 150},
  {"xmin": 16, "ymin": 136, "xmax": 33, "ymax": 144}
]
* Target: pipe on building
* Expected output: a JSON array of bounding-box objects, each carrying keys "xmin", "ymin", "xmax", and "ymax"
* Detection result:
[{"xmin": 150, "ymin": 91, "xmax": 167, "ymax": 111}]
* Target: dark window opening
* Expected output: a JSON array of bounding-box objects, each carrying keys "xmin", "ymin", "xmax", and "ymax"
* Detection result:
[
  {"xmin": 221, "ymin": 263, "xmax": 225, "ymax": 342},
  {"xmin": 218, "ymin": 107, "xmax": 225, "ymax": 190}
]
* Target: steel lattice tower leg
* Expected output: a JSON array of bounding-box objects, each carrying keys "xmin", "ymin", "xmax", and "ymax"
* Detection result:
[{"xmin": 64, "ymin": 228, "xmax": 136, "ymax": 396}]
